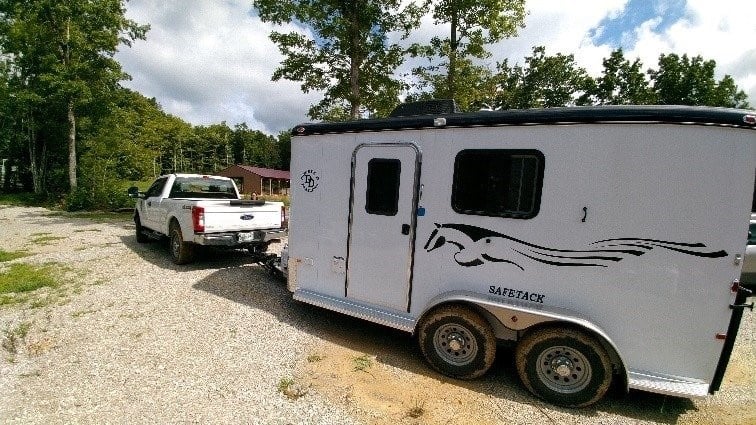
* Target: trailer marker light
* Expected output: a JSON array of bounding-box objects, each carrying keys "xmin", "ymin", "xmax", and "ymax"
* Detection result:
[{"xmin": 715, "ymin": 333, "xmax": 727, "ymax": 340}]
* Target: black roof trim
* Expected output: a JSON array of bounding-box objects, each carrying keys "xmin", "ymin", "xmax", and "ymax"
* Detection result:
[{"xmin": 292, "ymin": 105, "xmax": 756, "ymax": 136}]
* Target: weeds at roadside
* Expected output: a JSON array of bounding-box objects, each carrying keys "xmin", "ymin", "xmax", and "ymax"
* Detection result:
[
  {"xmin": 2, "ymin": 321, "xmax": 32, "ymax": 360},
  {"xmin": 278, "ymin": 377, "xmax": 308, "ymax": 400},
  {"xmin": 406, "ymin": 399, "xmax": 426, "ymax": 418},
  {"xmin": 307, "ymin": 353, "xmax": 324, "ymax": 363},
  {"xmin": 0, "ymin": 262, "xmax": 74, "ymax": 307},
  {"xmin": 29, "ymin": 234, "xmax": 66, "ymax": 246},
  {"xmin": 352, "ymin": 354, "xmax": 373, "ymax": 373},
  {"xmin": 0, "ymin": 249, "xmax": 30, "ymax": 262},
  {"xmin": 70, "ymin": 308, "xmax": 98, "ymax": 318}
]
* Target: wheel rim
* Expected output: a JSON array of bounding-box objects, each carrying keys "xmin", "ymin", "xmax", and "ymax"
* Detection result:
[
  {"xmin": 171, "ymin": 231, "xmax": 180, "ymax": 257},
  {"xmin": 536, "ymin": 345, "xmax": 592, "ymax": 394},
  {"xmin": 433, "ymin": 323, "xmax": 478, "ymax": 365}
]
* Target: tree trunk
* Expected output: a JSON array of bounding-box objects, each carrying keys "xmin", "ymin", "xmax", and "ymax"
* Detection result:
[
  {"xmin": 65, "ymin": 19, "xmax": 77, "ymax": 191},
  {"xmin": 26, "ymin": 113, "xmax": 46, "ymax": 194},
  {"xmin": 448, "ymin": 5, "xmax": 458, "ymax": 100},
  {"xmin": 348, "ymin": 2, "xmax": 362, "ymax": 119},
  {"xmin": 68, "ymin": 101, "xmax": 77, "ymax": 191}
]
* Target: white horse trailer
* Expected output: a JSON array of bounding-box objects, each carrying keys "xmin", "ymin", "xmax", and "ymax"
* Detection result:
[{"xmin": 281, "ymin": 103, "xmax": 755, "ymax": 407}]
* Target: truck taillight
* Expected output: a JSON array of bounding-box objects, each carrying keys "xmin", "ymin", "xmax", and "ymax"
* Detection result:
[{"xmin": 192, "ymin": 206, "xmax": 205, "ymax": 232}]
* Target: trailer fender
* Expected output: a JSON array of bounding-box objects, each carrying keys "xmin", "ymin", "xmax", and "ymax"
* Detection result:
[{"xmin": 416, "ymin": 290, "xmax": 628, "ymax": 390}]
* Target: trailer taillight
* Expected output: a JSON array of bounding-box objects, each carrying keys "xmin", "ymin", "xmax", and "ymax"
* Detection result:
[
  {"xmin": 281, "ymin": 206, "xmax": 287, "ymax": 227},
  {"xmin": 192, "ymin": 206, "xmax": 205, "ymax": 232}
]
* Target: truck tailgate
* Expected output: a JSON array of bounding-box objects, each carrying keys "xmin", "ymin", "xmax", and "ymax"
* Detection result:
[{"xmin": 200, "ymin": 202, "xmax": 282, "ymax": 232}]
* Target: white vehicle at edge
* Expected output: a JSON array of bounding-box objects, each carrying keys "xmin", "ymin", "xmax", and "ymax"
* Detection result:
[
  {"xmin": 278, "ymin": 101, "xmax": 756, "ymax": 408},
  {"xmin": 128, "ymin": 173, "xmax": 285, "ymax": 264}
]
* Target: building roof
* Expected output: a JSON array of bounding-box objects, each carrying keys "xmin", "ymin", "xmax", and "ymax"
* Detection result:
[{"xmin": 234, "ymin": 165, "xmax": 290, "ymax": 180}]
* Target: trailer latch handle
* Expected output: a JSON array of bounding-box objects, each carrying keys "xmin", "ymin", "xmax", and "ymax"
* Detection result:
[
  {"xmin": 401, "ymin": 224, "xmax": 411, "ymax": 235},
  {"xmin": 730, "ymin": 302, "xmax": 754, "ymax": 311}
]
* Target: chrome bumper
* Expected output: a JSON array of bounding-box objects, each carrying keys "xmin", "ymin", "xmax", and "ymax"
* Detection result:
[{"xmin": 193, "ymin": 228, "xmax": 286, "ymax": 246}]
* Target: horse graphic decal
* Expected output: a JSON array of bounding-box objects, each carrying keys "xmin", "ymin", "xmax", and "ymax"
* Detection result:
[{"xmin": 422, "ymin": 223, "xmax": 728, "ymax": 270}]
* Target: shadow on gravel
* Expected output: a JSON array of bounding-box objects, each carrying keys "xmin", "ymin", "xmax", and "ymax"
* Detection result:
[
  {"xmin": 120, "ymin": 233, "xmax": 257, "ymax": 271},
  {"xmin": 14, "ymin": 209, "xmax": 133, "ymax": 229},
  {"xmin": 192, "ymin": 264, "xmax": 695, "ymax": 423}
]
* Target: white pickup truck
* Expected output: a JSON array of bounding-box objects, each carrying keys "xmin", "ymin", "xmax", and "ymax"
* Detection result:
[{"xmin": 127, "ymin": 173, "xmax": 286, "ymax": 264}]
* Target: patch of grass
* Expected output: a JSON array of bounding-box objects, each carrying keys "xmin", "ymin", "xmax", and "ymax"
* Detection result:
[
  {"xmin": 30, "ymin": 235, "xmax": 65, "ymax": 245},
  {"xmin": 70, "ymin": 308, "xmax": 98, "ymax": 318},
  {"xmin": 0, "ymin": 249, "xmax": 30, "ymax": 262},
  {"xmin": 0, "ymin": 193, "xmax": 51, "ymax": 207},
  {"xmin": 73, "ymin": 228, "xmax": 102, "ymax": 233},
  {"xmin": 406, "ymin": 399, "xmax": 426, "ymax": 418},
  {"xmin": 307, "ymin": 353, "xmax": 324, "ymax": 363},
  {"xmin": 352, "ymin": 354, "xmax": 373, "ymax": 372},
  {"xmin": 0, "ymin": 263, "xmax": 60, "ymax": 295},
  {"xmin": 2, "ymin": 321, "xmax": 32, "ymax": 355},
  {"xmin": 278, "ymin": 377, "xmax": 308, "ymax": 400}
]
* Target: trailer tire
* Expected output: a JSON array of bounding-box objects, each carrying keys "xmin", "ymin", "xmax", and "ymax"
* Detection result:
[
  {"xmin": 418, "ymin": 305, "xmax": 496, "ymax": 380},
  {"xmin": 135, "ymin": 214, "xmax": 149, "ymax": 243},
  {"xmin": 169, "ymin": 222, "xmax": 194, "ymax": 265},
  {"xmin": 515, "ymin": 327, "xmax": 612, "ymax": 408}
]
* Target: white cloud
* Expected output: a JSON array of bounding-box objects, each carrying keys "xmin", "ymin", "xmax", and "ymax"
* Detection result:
[
  {"xmin": 116, "ymin": 0, "xmax": 321, "ymax": 134},
  {"xmin": 116, "ymin": 0, "xmax": 755, "ymax": 136}
]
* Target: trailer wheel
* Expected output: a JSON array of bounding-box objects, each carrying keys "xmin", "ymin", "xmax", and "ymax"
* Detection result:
[
  {"xmin": 169, "ymin": 222, "xmax": 193, "ymax": 265},
  {"xmin": 515, "ymin": 327, "xmax": 612, "ymax": 408},
  {"xmin": 418, "ymin": 305, "xmax": 496, "ymax": 380},
  {"xmin": 135, "ymin": 214, "xmax": 149, "ymax": 243}
]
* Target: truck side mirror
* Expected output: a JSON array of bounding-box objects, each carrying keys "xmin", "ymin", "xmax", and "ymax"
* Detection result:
[{"xmin": 127, "ymin": 186, "xmax": 143, "ymax": 198}]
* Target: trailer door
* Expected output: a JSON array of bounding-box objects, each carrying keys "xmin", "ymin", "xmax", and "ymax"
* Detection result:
[{"xmin": 347, "ymin": 144, "xmax": 419, "ymax": 311}]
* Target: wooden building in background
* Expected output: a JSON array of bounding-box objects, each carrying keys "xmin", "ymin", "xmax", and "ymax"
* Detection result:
[{"xmin": 217, "ymin": 165, "xmax": 290, "ymax": 197}]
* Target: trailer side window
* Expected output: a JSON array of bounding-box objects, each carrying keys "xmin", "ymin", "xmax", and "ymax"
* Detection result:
[
  {"xmin": 365, "ymin": 158, "xmax": 401, "ymax": 216},
  {"xmin": 452, "ymin": 149, "xmax": 544, "ymax": 219}
]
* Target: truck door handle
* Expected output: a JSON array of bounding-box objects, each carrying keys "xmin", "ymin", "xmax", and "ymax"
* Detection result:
[{"xmin": 401, "ymin": 224, "xmax": 410, "ymax": 235}]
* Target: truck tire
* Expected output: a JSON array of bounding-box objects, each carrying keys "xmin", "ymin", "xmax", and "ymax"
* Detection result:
[
  {"xmin": 515, "ymin": 327, "xmax": 612, "ymax": 408},
  {"xmin": 169, "ymin": 222, "xmax": 194, "ymax": 265},
  {"xmin": 134, "ymin": 214, "xmax": 149, "ymax": 243},
  {"xmin": 417, "ymin": 305, "xmax": 496, "ymax": 380}
]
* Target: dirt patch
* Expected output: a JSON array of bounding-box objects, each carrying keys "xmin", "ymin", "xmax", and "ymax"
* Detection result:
[{"xmin": 300, "ymin": 342, "xmax": 510, "ymax": 424}]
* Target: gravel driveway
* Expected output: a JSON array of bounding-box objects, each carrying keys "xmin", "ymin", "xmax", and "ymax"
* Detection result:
[{"xmin": 0, "ymin": 205, "xmax": 753, "ymax": 424}]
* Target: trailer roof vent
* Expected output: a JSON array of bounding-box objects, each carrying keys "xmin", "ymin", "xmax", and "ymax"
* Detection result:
[{"xmin": 389, "ymin": 99, "xmax": 460, "ymax": 117}]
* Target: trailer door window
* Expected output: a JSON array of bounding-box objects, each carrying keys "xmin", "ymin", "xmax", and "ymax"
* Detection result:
[
  {"xmin": 452, "ymin": 149, "xmax": 544, "ymax": 219},
  {"xmin": 365, "ymin": 158, "xmax": 401, "ymax": 216}
]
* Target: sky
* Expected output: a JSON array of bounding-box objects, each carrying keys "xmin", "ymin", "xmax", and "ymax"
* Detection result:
[{"xmin": 115, "ymin": 0, "xmax": 756, "ymax": 135}]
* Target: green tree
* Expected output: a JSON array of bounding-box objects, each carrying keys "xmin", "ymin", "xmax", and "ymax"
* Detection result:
[
  {"xmin": 487, "ymin": 46, "xmax": 589, "ymax": 109},
  {"xmin": 649, "ymin": 53, "xmax": 749, "ymax": 108},
  {"xmin": 0, "ymin": 0, "xmax": 148, "ymax": 194},
  {"xmin": 585, "ymin": 49, "xmax": 653, "ymax": 105},
  {"xmin": 411, "ymin": 0, "xmax": 526, "ymax": 101},
  {"xmin": 253, "ymin": 0, "xmax": 421, "ymax": 120}
]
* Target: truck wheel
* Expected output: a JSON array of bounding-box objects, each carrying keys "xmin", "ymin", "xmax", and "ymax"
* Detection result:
[
  {"xmin": 515, "ymin": 327, "xmax": 612, "ymax": 408},
  {"xmin": 417, "ymin": 305, "xmax": 496, "ymax": 380},
  {"xmin": 134, "ymin": 214, "xmax": 149, "ymax": 243},
  {"xmin": 169, "ymin": 223, "xmax": 194, "ymax": 265}
]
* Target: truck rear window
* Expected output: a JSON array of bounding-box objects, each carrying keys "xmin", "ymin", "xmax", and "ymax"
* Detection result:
[{"xmin": 169, "ymin": 177, "xmax": 237, "ymax": 199}]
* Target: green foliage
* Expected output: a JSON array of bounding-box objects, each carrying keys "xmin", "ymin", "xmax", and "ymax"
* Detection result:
[
  {"xmin": 649, "ymin": 53, "xmax": 749, "ymax": 108},
  {"xmin": 473, "ymin": 47, "xmax": 750, "ymax": 111},
  {"xmin": 0, "ymin": 0, "xmax": 149, "ymax": 194},
  {"xmin": 485, "ymin": 46, "xmax": 591, "ymax": 109},
  {"xmin": 0, "ymin": 250, "xmax": 30, "ymax": 262},
  {"xmin": 0, "ymin": 263, "xmax": 60, "ymax": 295},
  {"xmin": 254, "ymin": 0, "xmax": 422, "ymax": 120},
  {"xmin": 582, "ymin": 49, "xmax": 653, "ymax": 105},
  {"xmin": 411, "ymin": 0, "xmax": 526, "ymax": 100}
]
